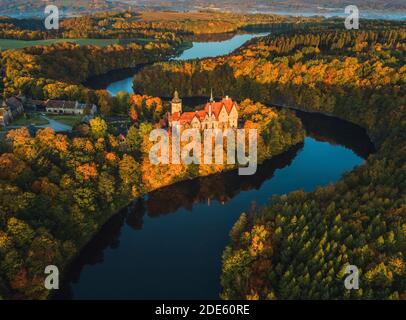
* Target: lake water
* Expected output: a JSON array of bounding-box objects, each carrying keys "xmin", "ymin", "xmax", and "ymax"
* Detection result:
[
  {"xmin": 105, "ymin": 32, "xmax": 269, "ymax": 96},
  {"xmin": 256, "ymin": 9, "xmax": 406, "ymax": 21},
  {"xmin": 174, "ymin": 33, "xmax": 270, "ymax": 61}
]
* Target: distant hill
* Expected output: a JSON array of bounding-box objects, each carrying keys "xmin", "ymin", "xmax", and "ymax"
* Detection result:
[
  {"xmin": 128, "ymin": 0, "xmax": 406, "ymax": 12},
  {"xmin": 0, "ymin": 0, "xmax": 128, "ymax": 17},
  {"xmin": 1, "ymin": 0, "xmax": 405, "ymax": 17}
]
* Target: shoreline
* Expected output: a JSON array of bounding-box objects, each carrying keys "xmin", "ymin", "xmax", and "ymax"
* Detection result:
[
  {"xmin": 53, "ymin": 102, "xmax": 377, "ymax": 300},
  {"xmin": 52, "ymin": 139, "xmax": 305, "ymax": 299}
]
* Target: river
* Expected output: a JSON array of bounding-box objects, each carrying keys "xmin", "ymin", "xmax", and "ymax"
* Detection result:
[
  {"xmin": 58, "ymin": 32, "xmax": 375, "ymax": 299},
  {"xmin": 103, "ymin": 32, "xmax": 270, "ymax": 97}
]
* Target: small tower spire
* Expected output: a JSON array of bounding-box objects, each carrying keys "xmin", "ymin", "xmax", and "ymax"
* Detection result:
[
  {"xmin": 171, "ymin": 89, "xmax": 182, "ymax": 114},
  {"xmin": 174, "ymin": 89, "xmax": 179, "ymax": 101},
  {"xmin": 210, "ymin": 88, "xmax": 214, "ymax": 102}
]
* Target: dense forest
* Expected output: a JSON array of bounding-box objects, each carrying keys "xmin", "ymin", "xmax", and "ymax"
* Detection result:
[
  {"xmin": 133, "ymin": 25, "xmax": 406, "ymax": 299},
  {"xmin": 0, "ymin": 95, "xmax": 304, "ymax": 298},
  {"xmin": 0, "ymin": 11, "xmax": 303, "ymax": 41},
  {"xmin": 0, "ymin": 10, "xmax": 405, "ymax": 299},
  {"xmin": 0, "ymin": 39, "xmax": 181, "ymax": 115},
  {"xmin": 0, "ymin": 123, "xmax": 142, "ymax": 299},
  {"xmin": 134, "ymin": 25, "xmax": 406, "ymax": 131}
]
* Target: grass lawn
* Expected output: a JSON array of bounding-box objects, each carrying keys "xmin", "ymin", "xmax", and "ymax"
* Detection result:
[
  {"xmin": 0, "ymin": 38, "xmax": 118, "ymax": 50},
  {"xmin": 12, "ymin": 114, "xmax": 49, "ymax": 126},
  {"xmin": 48, "ymin": 115, "xmax": 82, "ymax": 127},
  {"xmin": 0, "ymin": 38, "xmax": 155, "ymax": 50}
]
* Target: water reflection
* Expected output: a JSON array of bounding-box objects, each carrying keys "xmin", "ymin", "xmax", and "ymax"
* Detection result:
[
  {"xmin": 56, "ymin": 109, "xmax": 375, "ymax": 299},
  {"xmin": 84, "ymin": 31, "xmax": 271, "ymax": 96},
  {"xmin": 55, "ymin": 142, "xmax": 301, "ymax": 299},
  {"xmin": 292, "ymin": 109, "xmax": 376, "ymax": 159},
  {"xmin": 146, "ymin": 143, "xmax": 302, "ymax": 217}
]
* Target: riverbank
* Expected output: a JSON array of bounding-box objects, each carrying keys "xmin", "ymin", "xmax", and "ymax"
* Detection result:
[
  {"xmin": 270, "ymin": 103, "xmax": 380, "ymax": 148},
  {"xmin": 83, "ymin": 30, "xmax": 273, "ymax": 96},
  {"xmin": 50, "ymin": 101, "xmax": 305, "ymax": 297},
  {"xmin": 220, "ymin": 102, "xmax": 401, "ymax": 299},
  {"xmin": 56, "ymin": 106, "xmax": 374, "ymax": 299}
]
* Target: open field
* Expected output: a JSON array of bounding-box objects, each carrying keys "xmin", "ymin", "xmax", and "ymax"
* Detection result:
[
  {"xmin": 48, "ymin": 114, "xmax": 82, "ymax": 127},
  {"xmin": 0, "ymin": 38, "xmax": 121, "ymax": 50},
  {"xmin": 12, "ymin": 113, "xmax": 49, "ymax": 126}
]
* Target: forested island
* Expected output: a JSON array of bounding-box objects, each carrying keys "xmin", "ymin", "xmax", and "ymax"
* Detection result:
[{"xmin": 0, "ymin": 10, "xmax": 405, "ymax": 300}]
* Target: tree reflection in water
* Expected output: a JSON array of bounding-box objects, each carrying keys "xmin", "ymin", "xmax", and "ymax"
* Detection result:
[
  {"xmin": 55, "ymin": 110, "xmax": 374, "ymax": 300},
  {"xmin": 55, "ymin": 142, "xmax": 302, "ymax": 299}
]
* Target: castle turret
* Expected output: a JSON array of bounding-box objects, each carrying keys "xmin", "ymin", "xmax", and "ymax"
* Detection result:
[{"xmin": 171, "ymin": 89, "xmax": 182, "ymax": 114}]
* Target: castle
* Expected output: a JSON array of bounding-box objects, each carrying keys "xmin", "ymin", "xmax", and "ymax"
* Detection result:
[{"xmin": 168, "ymin": 90, "xmax": 239, "ymax": 130}]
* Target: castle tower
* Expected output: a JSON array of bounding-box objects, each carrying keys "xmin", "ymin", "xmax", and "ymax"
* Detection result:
[{"xmin": 171, "ymin": 89, "xmax": 182, "ymax": 114}]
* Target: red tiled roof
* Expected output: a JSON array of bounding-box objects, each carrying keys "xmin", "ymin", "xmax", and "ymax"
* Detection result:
[
  {"xmin": 196, "ymin": 110, "xmax": 207, "ymax": 121},
  {"xmin": 170, "ymin": 97, "xmax": 238, "ymax": 126},
  {"xmin": 170, "ymin": 111, "xmax": 201, "ymax": 125},
  {"xmin": 179, "ymin": 112, "xmax": 198, "ymax": 125},
  {"xmin": 169, "ymin": 112, "xmax": 181, "ymax": 122},
  {"xmin": 204, "ymin": 97, "xmax": 238, "ymax": 120}
]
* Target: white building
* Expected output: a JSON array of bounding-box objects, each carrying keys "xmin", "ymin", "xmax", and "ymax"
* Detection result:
[{"xmin": 45, "ymin": 100, "xmax": 97, "ymax": 115}]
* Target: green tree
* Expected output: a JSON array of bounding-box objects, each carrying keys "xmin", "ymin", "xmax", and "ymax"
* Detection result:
[{"xmin": 90, "ymin": 117, "xmax": 108, "ymax": 139}]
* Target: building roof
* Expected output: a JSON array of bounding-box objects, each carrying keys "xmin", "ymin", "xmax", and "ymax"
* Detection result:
[
  {"xmin": 46, "ymin": 100, "xmax": 65, "ymax": 108},
  {"xmin": 196, "ymin": 110, "xmax": 207, "ymax": 121},
  {"xmin": 169, "ymin": 96, "xmax": 238, "ymax": 126},
  {"xmin": 171, "ymin": 111, "xmax": 196, "ymax": 125},
  {"xmin": 46, "ymin": 100, "xmax": 79, "ymax": 109},
  {"xmin": 169, "ymin": 112, "xmax": 181, "ymax": 122},
  {"xmin": 204, "ymin": 96, "xmax": 238, "ymax": 120},
  {"xmin": 30, "ymin": 99, "xmax": 47, "ymax": 106}
]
